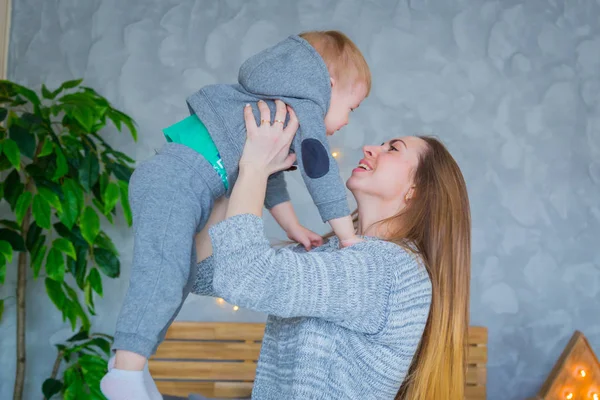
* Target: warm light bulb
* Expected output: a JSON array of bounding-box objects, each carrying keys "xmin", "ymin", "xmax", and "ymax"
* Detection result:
[
  {"xmin": 565, "ymin": 392, "xmax": 573, "ymax": 400},
  {"xmin": 233, "ymin": 305, "xmax": 239, "ymax": 311},
  {"xmin": 579, "ymin": 368, "xmax": 587, "ymax": 378},
  {"xmin": 591, "ymin": 392, "xmax": 598, "ymax": 400},
  {"xmin": 332, "ymin": 152, "xmax": 339, "ymax": 158},
  {"xmin": 216, "ymin": 298, "xmax": 225, "ymax": 305}
]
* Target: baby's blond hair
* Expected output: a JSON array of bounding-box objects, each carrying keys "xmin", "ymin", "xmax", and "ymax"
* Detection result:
[{"xmin": 300, "ymin": 30, "xmax": 371, "ymax": 96}]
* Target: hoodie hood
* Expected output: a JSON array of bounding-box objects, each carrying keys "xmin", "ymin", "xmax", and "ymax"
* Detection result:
[{"xmin": 238, "ymin": 35, "xmax": 331, "ymax": 116}]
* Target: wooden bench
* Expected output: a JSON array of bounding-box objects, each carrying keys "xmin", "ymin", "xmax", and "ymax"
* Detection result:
[{"xmin": 150, "ymin": 322, "xmax": 488, "ymax": 399}]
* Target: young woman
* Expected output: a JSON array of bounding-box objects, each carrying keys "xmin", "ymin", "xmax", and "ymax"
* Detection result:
[{"xmin": 194, "ymin": 100, "xmax": 471, "ymax": 400}]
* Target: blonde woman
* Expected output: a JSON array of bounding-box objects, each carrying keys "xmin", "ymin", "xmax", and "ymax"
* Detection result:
[{"xmin": 194, "ymin": 100, "xmax": 471, "ymax": 400}]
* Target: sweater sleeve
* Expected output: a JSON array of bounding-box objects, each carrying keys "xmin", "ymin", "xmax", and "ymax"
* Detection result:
[
  {"xmin": 291, "ymin": 100, "xmax": 351, "ymax": 222},
  {"xmin": 192, "ymin": 256, "xmax": 218, "ymax": 297},
  {"xmin": 209, "ymin": 214, "xmax": 394, "ymax": 334},
  {"xmin": 264, "ymin": 171, "xmax": 290, "ymax": 210}
]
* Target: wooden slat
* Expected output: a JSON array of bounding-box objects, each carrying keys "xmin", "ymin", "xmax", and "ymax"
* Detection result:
[
  {"xmin": 466, "ymin": 366, "xmax": 486, "ymax": 385},
  {"xmin": 465, "ymin": 385, "xmax": 486, "ymax": 400},
  {"xmin": 468, "ymin": 326, "xmax": 488, "ymax": 345},
  {"xmin": 467, "ymin": 345, "xmax": 487, "ymax": 365},
  {"xmin": 156, "ymin": 381, "xmax": 253, "ymax": 398},
  {"xmin": 153, "ymin": 341, "xmax": 261, "ymax": 361},
  {"xmin": 149, "ymin": 360, "xmax": 257, "ymax": 381},
  {"xmin": 164, "ymin": 322, "xmax": 265, "ymax": 341}
]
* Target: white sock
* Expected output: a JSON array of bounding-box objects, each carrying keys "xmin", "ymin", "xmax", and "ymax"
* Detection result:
[
  {"xmin": 143, "ymin": 363, "xmax": 163, "ymax": 400},
  {"xmin": 100, "ymin": 368, "xmax": 150, "ymax": 400},
  {"xmin": 106, "ymin": 355, "xmax": 162, "ymax": 400}
]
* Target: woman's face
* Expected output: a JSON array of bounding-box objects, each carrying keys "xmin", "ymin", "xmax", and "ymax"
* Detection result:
[{"xmin": 346, "ymin": 136, "xmax": 427, "ymax": 204}]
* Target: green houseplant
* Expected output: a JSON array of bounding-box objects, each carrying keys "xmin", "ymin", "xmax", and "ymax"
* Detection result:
[{"xmin": 0, "ymin": 78, "xmax": 137, "ymax": 399}]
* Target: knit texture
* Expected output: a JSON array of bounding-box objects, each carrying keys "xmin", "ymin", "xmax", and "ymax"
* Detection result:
[{"xmin": 193, "ymin": 214, "xmax": 432, "ymax": 399}]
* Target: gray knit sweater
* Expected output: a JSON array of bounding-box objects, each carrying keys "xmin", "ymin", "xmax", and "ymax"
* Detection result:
[{"xmin": 193, "ymin": 214, "xmax": 432, "ymax": 400}]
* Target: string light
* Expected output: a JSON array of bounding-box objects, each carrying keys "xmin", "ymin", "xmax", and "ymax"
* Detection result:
[
  {"xmin": 216, "ymin": 298, "xmax": 225, "ymax": 305},
  {"xmin": 565, "ymin": 392, "xmax": 574, "ymax": 400},
  {"xmin": 591, "ymin": 392, "xmax": 599, "ymax": 400},
  {"xmin": 331, "ymin": 152, "xmax": 339, "ymax": 158},
  {"xmin": 233, "ymin": 305, "xmax": 239, "ymax": 311},
  {"xmin": 579, "ymin": 368, "xmax": 587, "ymax": 378}
]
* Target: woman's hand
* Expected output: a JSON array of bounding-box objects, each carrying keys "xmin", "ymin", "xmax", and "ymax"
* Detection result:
[{"xmin": 239, "ymin": 99, "xmax": 299, "ymax": 176}]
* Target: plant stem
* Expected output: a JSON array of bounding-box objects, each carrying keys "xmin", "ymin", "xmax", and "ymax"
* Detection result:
[{"xmin": 13, "ymin": 184, "xmax": 33, "ymax": 400}]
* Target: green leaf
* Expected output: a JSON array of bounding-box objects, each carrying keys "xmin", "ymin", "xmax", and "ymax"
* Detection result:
[
  {"xmin": 2, "ymin": 138, "xmax": 21, "ymax": 170},
  {"xmin": 84, "ymin": 282, "xmax": 95, "ymax": 315},
  {"xmin": 94, "ymin": 232, "xmax": 117, "ymax": 255},
  {"xmin": 109, "ymin": 163, "xmax": 132, "ymax": 182},
  {"xmin": 118, "ymin": 181, "xmax": 132, "ymax": 226},
  {"xmin": 0, "ymin": 107, "xmax": 6, "ymax": 122},
  {"xmin": 67, "ymin": 328, "xmax": 89, "ymax": 342},
  {"xmin": 26, "ymin": 221, "xmax": 43, "ymax": 252},
  {"xmin": 63, "ymin": 371, "xmax": 84, "ymax": 400},
  {"xmin": 38, "ymin": 139, "xmax": 54, "ymax": 157},
  {"xmin": 88, "ymin": 337, "xmax": 111, "ymax": 355},
  {"xmin": 58, "ymin": 180, "xmax": 81, "ymax": 229},
  {"xmin": 32, "ymin": 245, "xmax": 46, "ymax": 278},
  {"xmin": 109, "ymin": 109, "xmax": 137, "ymax": 141},
  {"xmin": 15, "ymin": 191, "xmax": 32, "ymax": 225},
  {"xmin": 53, "ymin": 238, "xmax": 76, "ymax": 260},
  {"xmin": 37, "ymin": 187, "xmax": 63, "ymax": 213},
  {"xmin": 41, "ymin": 84, "xmax": 55, "ymax": 100},
  {"xmin": 93, "ymin": 248, "xmax": 119, "ymax": 278},
  {"xmin": 80, "ymin": 207, "xmax": 100, "ymax": 245},
  {"xmin": 0, "ymin": 299, "xmax": 4, "ymax": 321},
  {"xmin": 4, "ymin": 170, "xmax": 24, "ymax": 210},
  {"xmin": 46, "ymin": 247, "xmax": 65, "ymax": 281},
  {"xmin": 67, "ymin": 245, "xmax": 87, "ymax": 289},
  {"xmin": 79, "ymin": 152, "xmax": 100, "ymax": 192},
  {"xmin": 0, "ymin": 228, "xmax": 25, "ymax": 251},
  {"xmin": 52, "ymin": 149, "xmax": 68, "ymax": 181},
  {"xmin": 87, "ymin": 268, "xmax": 103, "ymax": 296},
  {"xmin": 54, "ymin": 223, "xmax": 88, "ymax": 249},
  {"xmin": 0, "ymin": 219, "xmax": 20, "ymax": 230},
  {"xmin": 45, "ymin": 278, "xmax": 65, "ymax": 309},
  {"xmin": 61, "ymin": 79, "xmax": 83, "ymax": 90},
  {"xmin": 42, "ymin": 378, "xmax": 63, "ymax": 399},
  {"xmin": 103, "ymin": 182, "xmax": 119, "ymax": 214},
  {"xmin": 9, "ymin": 125, "xmax": 36, "ymax": 159},
  {"xmin": 0, "ymin": 259, "xmax": 5, "ymax": 285},
  {"xmin": 32, "ymin": 194, "xmax": 51, "ymax": 229},
  {"xmin": 10, "ymin": 82, "xmax": 41, "ymax": 106},
  {"xmin": 0, "ymin": 240, "xmax": 12, "ymax": 263}
]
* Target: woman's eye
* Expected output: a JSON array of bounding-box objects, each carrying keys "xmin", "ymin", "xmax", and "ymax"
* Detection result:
[{"xmin": 389, "ymin": 145, "xmax": 399, "ymax": 152}]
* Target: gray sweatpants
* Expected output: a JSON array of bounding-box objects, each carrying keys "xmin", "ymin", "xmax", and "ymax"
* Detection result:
[{"xmin": 112, "ymin": 143, "xmax": 226, "ymax": 358}]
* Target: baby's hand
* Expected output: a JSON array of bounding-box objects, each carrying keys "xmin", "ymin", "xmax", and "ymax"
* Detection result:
[
  {"xmin": 287, "ymin": 224, "xmax": 323, "ymax": 251},
  {"xmin": 339, "ymin": 235, "xmax": 364, "ymax": 248}
]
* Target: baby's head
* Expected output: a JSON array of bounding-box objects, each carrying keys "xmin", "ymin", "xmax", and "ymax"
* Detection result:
[{"xmin": 300, "ymin": 30, "xmax": 371, "ymax": 136}]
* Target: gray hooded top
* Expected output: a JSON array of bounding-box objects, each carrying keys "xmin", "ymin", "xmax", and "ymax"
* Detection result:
[{"xmin": 186, "ymin": 35, "xmax": 350, "ymax": 222}]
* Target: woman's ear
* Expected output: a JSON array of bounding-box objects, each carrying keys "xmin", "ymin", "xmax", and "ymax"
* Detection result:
[
  {"xmin": 404, "ymin": 185, "xmax": 416, "ymax": 203},
  {"xmin": 330, "ymin": 77, "xmax": 335, "ymax": 88}
]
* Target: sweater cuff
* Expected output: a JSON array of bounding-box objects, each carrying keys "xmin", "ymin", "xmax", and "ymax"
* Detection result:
[
  {"xmin": 112, "ymin": 332, "xmax": 157, "ymax": 358},
  {"xmin": 316, "ymin": 198, "xmax": 351, "ymax": 222},
  {"xmin": 192, "ymin": 256, "xmax": 215, "ymax": 296}
]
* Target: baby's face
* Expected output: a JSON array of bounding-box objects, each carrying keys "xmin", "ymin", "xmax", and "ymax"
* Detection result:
[{"xmin": 324, "ymin": 81, "xmax": 367, "ymax": 136}]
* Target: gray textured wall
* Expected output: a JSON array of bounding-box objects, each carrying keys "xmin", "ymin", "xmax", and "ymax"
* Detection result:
[{"xmin": 1, "ymin": 0, "xmax": 599, "ymax": 399}]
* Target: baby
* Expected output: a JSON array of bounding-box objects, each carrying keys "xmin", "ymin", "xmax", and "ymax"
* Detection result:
[{"xmin": 101, "ymin": 30, "xmax": 371, "ymax": 400}]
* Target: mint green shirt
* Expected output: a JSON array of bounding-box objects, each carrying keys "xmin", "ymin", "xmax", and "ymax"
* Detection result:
[{"xmin": 163, "ymin": 115, "xmax": 229, "ymax": 190}]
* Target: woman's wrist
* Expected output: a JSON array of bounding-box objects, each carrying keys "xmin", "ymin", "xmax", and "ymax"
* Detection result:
[{"xmin": 238, "ymin": 164, "xmax": 270, "ymax": 181}]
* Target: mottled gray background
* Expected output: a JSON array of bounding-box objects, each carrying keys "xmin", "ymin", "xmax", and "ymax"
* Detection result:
[{"xmin": 1, "ymin": 0, "xmax": 599, "ymax": 399}]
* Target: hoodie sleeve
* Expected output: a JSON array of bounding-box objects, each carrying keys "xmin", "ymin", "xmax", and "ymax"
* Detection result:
[
  {"xmin": 292, "ymin": 100, "xmax": 350, "ymax": 222},
  {"xmin": 264, "ymin": 171, "xmax": 290, "ymax": 210}
]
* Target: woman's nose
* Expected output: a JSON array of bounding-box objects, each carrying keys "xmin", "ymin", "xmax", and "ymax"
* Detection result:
[{"xmin": 363, "ymin": 145, "xmax": 377, "ymax": 157}]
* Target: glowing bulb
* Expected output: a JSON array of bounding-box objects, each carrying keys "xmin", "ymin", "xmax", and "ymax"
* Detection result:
[
  {"xmin": 216, "ymin": 298, "xmax": 225, "ymax": 305},
  {"xmin": 579, "ymin": 369, "xmax": 587, "ymax": 378},
  {"xmin": 591, "ymin": 392, "xmax": 599, "ymax": 400},
  {"xmin": 565, "ymin": 392, "xmax": 573, "ymax": 400},
  {"xmin": 233, "ymin": 305, "xmax": 239, "ymax": 311},
  {"xmin": 332, "ymin": 152, "xmax": 339, "ymax": 158}
]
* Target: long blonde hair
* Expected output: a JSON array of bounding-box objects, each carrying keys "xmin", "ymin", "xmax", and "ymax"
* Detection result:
[{"xmin": 328, "ymin": 136, "xmax": 471, "ymax": 400}]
